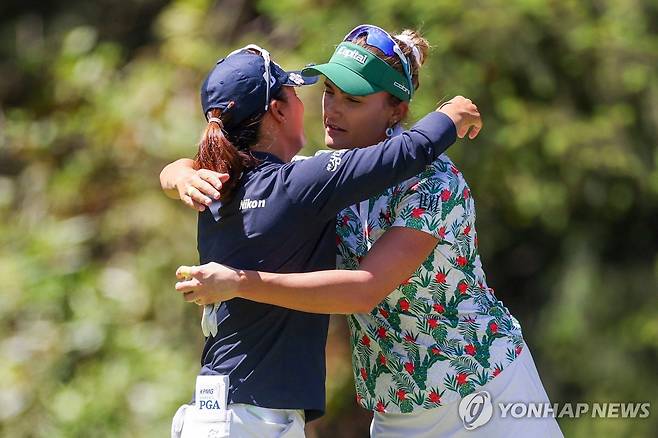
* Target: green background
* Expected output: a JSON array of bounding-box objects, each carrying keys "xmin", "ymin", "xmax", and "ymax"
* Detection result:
[{"xmin": 1, "ymin": 0, "xmax": 656, "ymax": 436}]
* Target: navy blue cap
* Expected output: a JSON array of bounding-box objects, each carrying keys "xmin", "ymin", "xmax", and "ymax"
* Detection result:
[{"xmin": 200, "ymin": 46, "xmax": 318, "ymax": 128}]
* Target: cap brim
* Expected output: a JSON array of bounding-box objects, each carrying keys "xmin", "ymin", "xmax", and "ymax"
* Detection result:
[
  {"xmin": 301, "ymin": 63, "xmax": 381, "ymax": 96},
  {"xmin": 283, "ymin": 70, "xmax": 319, "ymax": 87}
]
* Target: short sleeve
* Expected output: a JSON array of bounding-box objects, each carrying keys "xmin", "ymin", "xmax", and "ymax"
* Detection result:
[{"xmin": 390, "ymin": 163, "xmax": 457, "ymax": 244}]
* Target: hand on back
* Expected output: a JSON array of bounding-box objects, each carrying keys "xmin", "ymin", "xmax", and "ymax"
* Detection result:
[
  {"xmin": 176, "ymin": 169, "xmax": 229, "ymax": 211},
  {"xmin": 438, "ymin": 96, "xmax": 483, "ymax": 140}
]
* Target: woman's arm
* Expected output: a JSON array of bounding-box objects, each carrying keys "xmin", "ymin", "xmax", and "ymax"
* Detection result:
[
  {"xmin": 280, "ymin": 98, "xmax": 481, "ymax": 219},
  {"xmin": 159, "ymin": 158, "xmax": 228, "ymax": 211},
  {"xmin": 176, "ymin": 227, "xmax": 439, "ymax": 314}
]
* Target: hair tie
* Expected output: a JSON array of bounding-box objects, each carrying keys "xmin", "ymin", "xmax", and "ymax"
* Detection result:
[
  {"xmin": 396, "ymin": 34, "xmax": 422, "ymax": 67},
  {"xmin": 208, "ymin": 117, "xmax": 223, "ymax": 126}
]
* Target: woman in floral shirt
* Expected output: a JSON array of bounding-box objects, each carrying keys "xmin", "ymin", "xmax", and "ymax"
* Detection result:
[{"xmin": 174, "ymin": 26, "xmax": 562, "ymax": 437}]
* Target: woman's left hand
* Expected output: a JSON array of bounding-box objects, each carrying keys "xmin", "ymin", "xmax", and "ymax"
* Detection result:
[{"xmin": 175, "ymin": 262, "xmax": 242, "ymax": 305}]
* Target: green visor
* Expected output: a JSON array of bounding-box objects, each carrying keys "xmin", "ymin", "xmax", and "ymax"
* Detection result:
[{"xmin": 301, "ymin": 42, "xmax": 412, "ymax": 101}]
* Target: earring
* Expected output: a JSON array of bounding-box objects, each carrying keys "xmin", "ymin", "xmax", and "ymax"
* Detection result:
[{"xmin": 385, "ymin": 126, "xmax": 395, "ymax": 138}]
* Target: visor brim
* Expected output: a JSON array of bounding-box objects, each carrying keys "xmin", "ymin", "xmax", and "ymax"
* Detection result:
[
  {"xmin": 301, "ymin": 63, "xmax": 383, "ymax": 96},
  {"xmin": 283, "ymin": 70, "xmax": 319, "ymax": 87}
]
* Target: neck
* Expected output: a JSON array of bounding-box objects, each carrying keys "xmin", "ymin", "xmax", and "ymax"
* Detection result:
[
  {"xmin": 251, "ymin": 142, "xmax": 294, "ymax": 163},
  {"xmin": 251, "ymin": 121, "xmax": 299, "ymax": 162}
]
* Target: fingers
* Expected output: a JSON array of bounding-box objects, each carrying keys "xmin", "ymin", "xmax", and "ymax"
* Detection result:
[
  {"xmin": 182, "ymin": 291, "xmax": 203, "ymax": 304},
  {"xmin": 461, "ymin": 100, "xmax": 482, "ymax": 140},
  {"xmin": 470, "ymin": 106, "xmax": 482, "ymax": 138},
  {"xmin": 175, "ymin": 278, "xmax": 201, "ymax": 292},
  {"xmin": 194, "ymin": 177, "xmax": 221, "ymax": 201},
  {"xmin": 468, "ymin": 124, "xmax": 481, "ymax": 139},
  {"xmin": 182, "ymin": 194, "xmax": 206, "ymax": 212},
  {"xmin": 176, "ymin": 264, "xmax": 204, "ymax": 280},
  {"xmin": 186, "ymin": 184, "xmax": 215, "ymax": 206},
  {"xmin": 458, "ymin": 117, "xmax": 481, "ymax": 139},
  {"xmin": 176, "ymin": 265, "xmax": 193, "ymax": 280},
  {"xmin": 198, "ymin": 170, "xmax": 229, "ymax": 193}
]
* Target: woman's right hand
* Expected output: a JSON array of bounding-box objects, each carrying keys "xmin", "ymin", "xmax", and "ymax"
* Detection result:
[
  {"xmin": 437, "ymin": 96, "xmax": 483, "ymax": 140},
  {"xmin": 175, "ymin": 262, "xmax": 243, "ymax": 305}
]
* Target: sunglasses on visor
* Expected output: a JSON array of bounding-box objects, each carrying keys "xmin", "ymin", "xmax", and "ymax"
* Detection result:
[{"xmin": 343, "ymin": 24, "xmax": 414, "ymax": 98}]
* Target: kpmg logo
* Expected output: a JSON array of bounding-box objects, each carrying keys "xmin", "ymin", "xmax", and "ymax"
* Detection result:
[
  {"xmin": 336, "ymin": 46, "xmax": 367, "ymax": 64},
  {"xmin": 458, "ymin": 390, "xmax": 493, "ymax": 430},
  {"xmin": 198, "ymin": 387, "xmax": 221, "ymax": 410}
]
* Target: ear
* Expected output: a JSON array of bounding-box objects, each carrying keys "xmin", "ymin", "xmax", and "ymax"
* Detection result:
[
  {"xmin": 268, "ymin": 96, "xmax": 287, "ymax": 125},
  {"xmin": 390, "ymin": 101, "xmax": 409, "ymax": 126}
]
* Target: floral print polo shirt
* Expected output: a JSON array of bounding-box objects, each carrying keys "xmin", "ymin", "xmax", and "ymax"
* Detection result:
[{"xmin": 336, "ymin": 155, "xmax": 525, "ymax": 414}]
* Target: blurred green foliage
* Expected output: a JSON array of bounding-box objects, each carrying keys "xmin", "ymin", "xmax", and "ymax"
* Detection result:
[{"xmin": 1, "ymin": 0, "xmax": 657, "ymax": 436}]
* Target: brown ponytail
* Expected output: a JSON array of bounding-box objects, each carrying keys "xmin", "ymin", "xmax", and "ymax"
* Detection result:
[
  {"xmin": 194, "ymin": 86, "xmax": 288, "ymax": 201},
  {"xmin": 194, "ymin": 108, "xmax": 256, "ymax": 201}
]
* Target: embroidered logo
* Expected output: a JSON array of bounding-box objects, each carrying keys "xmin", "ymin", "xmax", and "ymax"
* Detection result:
[
  {"xmin": 288, "ymin": 73, "xmax": 305, "ymax": 85},
  {"xmin": 326, "ymin": 150, "xmax": 346, "ymax": 172}
]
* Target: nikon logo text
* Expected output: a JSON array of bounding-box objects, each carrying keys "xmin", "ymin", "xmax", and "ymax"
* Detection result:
[{"xmin": 240, "ymin": 198, "xmax": 266, "ymax": 210}]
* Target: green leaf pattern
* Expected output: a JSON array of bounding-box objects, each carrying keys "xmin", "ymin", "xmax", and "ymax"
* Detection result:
[{"xmin": 336, "ymin": 157, "xmax": 525, "ymax": 413}]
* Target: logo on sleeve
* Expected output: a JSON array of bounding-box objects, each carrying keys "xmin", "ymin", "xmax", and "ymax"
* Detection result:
[{"xmin": 326, "ymin": 150, "xmax": 346, "ymax": 172}]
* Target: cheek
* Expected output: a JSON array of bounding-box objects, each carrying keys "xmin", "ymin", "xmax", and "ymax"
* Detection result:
[
  {"xmin": 355, "ymin": 108, "xmax": 387, "ymax": 136},
  {"xmin": 298, "ymin": 104, "xmax": 305, "ymax": 131},
  {"xmin": 291, "ymin": 99, "xmax": 303, "ymax": 126}
]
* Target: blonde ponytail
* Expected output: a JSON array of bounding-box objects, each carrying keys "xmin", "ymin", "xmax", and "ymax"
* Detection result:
[{"xmin": 394, "ymin": 29, "xmax": 431, "ymax": 91}]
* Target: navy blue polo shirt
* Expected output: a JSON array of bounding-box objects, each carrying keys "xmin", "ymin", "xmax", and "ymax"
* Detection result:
[{"xmin": 195, "ymin": 111, "xmax": 456, "ymax": 421}]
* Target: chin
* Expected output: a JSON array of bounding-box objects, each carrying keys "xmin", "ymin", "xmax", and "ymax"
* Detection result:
[{"xmin": 324, "ymin": 133, "xmax": 345, "ymax": 150}]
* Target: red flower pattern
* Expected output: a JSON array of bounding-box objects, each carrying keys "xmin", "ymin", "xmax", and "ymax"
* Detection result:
[
  {"xmin": 337, "ymin": 157, "xmax": 523, "ymax": 414},
  {"xmin": 411, "ymin": 207, "xmax": 425, "ymax": 218},
  {"xmin": 433, "ymin": 303, "xmax": 445, "ymax": 313}
]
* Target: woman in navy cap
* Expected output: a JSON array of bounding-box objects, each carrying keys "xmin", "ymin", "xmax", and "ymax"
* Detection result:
[
  {"xmin": 162, "ymin": 43, "xmax": 481, "ymax": 438},
  {"xmin": 170, "ymin": 26, "xmax": 562, "ymax": 438}
]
